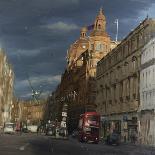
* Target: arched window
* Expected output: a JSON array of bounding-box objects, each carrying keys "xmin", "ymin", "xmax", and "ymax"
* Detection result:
[
  {"xmin": 110, "ymin": 71, "xmax": 113, "ymax": 82},
  {"xmin": 123, "ymin": 62, "xmax": 128, "ymax": 75},
  {"xmin": 98, "ymin": 24, "xmax": 101, "ymax": 29},
  {"xmin": 132, "ymin": 56, "xmax": 137, "ymax": 71},
  {"xmin": 116, "ymin": 66, "xmax": 121, "ymax": 80}
]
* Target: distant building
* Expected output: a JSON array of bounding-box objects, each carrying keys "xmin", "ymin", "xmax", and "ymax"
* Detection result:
[
  {"xmin": 11, "ymin": 98, "xmax": 20, "ymax": 122},
  {"xmin": 0, "ymin": 48, "xmax": 14, "ymax": 127},
  {"xmin": 21, "ymin": 100, "xmax": 46, "ymax": 125}
]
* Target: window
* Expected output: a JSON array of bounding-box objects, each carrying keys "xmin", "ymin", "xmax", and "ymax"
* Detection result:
[
  {"xmin": 95, "ymin": 43, "xmax": 104, "ymax": 51},
  {"xmin": 90, "ymin": 44, "xmax": 94, "ymax": 50},
  {"xmin": 132, "ymin": 56, "xmax": 137, "ymax": 71}
]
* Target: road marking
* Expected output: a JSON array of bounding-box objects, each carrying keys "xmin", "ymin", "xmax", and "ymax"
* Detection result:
[
  {"xmin": 19, "ymin": 143, "xmax": 29, "ymax": 151},
  {"xmin": 51, "ymin": 148, "xmax": 54, "ymax": 152}
]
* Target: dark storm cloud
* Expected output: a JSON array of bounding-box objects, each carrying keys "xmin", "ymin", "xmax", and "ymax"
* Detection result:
[{"xmin": 0, "ymin": 0, "xmax": 155, "ymax": 99}]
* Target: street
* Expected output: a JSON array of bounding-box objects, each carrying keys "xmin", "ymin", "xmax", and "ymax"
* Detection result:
[{"xmin": 0, "ymin": 134, "xmax": 155, "ymax": 155}]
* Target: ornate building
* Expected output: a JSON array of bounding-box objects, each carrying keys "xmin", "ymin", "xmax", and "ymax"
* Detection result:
[
  {"xmin": 96, "ymin": 17, "xmax": 155, "ymax": 142},
  {"xmin": 52, "ymin": 8, "xmax": 118, "ymax": 133},
  {"xmin": 21, "ymin": 100, "xmax": 46, "ymax": 125}
]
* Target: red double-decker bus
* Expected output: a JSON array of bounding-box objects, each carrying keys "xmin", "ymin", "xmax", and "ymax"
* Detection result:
[{"xmin": 78, "ymin": 112, "xmax": 100, "ymax": 144}]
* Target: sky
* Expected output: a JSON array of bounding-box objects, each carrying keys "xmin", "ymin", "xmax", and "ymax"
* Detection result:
[{"xmin": 0, "ymin": 0, "xmax": 155, "ymax": 100}]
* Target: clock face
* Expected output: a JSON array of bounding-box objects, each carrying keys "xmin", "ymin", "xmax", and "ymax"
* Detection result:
[{"xmin": 82, "ymin": 45, "xmax": 86, "ymax": 49}]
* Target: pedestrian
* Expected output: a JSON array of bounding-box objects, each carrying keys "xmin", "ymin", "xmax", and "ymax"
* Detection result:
[
  {"xmin": 106, "ymin": 128, "xmax": 110, "ymax": 144},
  {"xmin": 130, "ymin": 129, "xmax": 137, "ymax": 144},
  {"xmin": 20, "ymin": 122, "xmax": 23, "ymax": 135}
]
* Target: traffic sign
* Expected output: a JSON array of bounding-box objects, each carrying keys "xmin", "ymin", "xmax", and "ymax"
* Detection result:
[
  {"xmin": 61, "ymin": 121, "xmax": 66, "ymax": 128},
  {"xmin": 62, "ymin": 112, "xmax": 67, "ymax": 117}
]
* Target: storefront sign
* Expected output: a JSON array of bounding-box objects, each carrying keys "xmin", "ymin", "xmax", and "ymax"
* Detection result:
[{"xmin": 62, "ymin": 112, "xmax": 67, "ymax": 117}]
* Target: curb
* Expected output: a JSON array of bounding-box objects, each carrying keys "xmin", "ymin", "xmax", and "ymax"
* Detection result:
[{"xmin": 50, "ymin": 136, "xmax": 69, "ymax": 140}]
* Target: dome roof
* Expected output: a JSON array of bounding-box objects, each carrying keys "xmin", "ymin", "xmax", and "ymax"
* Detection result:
[{"xmin": 81, "ymin": 27, "xmax": 87, "ymax": 32}]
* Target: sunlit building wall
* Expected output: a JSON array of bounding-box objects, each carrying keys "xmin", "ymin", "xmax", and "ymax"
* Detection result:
[
  {"xmin": 139, "ymin": 37, "xmax": 155, "ymax": 145},
  {"xmin": 0, "ymin": 48, "xmax": 14, "ymax": 127}
]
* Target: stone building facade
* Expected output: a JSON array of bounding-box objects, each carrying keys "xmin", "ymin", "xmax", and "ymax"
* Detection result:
[
  {"xmin": 21, "ymin": 100, "xmax": 46, "ymax": 125},
  {"xmin": 51, "ymin": 8, "xmax": 118, "ymax": 133},
  {"xmin": 0, "ymin": 48, "xmax": 14, "ymax": 127},
  {"xmin": 139, "ymin": 37, "xmax": 155, "ymax": 145},
  {"xmin": 11, "ymin": 98, "xmax": 21, "ymax": 123},
  {"xmin": 43, "ymin": 92, "xmax": 60, "ymax": 122},
  {"xmin": 96, "ymin": 18, "xmax": 155, "ymax": 142}
]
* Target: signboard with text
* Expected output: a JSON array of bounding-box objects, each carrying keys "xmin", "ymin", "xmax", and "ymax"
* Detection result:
[{"xmin": 62, "ymin": 112, "xmax": 67, "ymax": 117}]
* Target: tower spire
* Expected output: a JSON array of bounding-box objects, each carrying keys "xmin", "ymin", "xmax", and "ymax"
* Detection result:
[
  {"xmin": 99, "ymin": 7, "xmax": 103, "ymax": 15},
  {"xmin": 92, "ymin": 7, "xmax": 106, "ymax": 32}
]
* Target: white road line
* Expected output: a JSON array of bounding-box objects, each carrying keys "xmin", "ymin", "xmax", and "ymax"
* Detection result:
[
  {"xmin": 51, "ymin": 148, "xmax": 54, "ymax": 152},
  {"xmin": 19, "ymin": 143, "xmax": 30, "ymax": 151}
]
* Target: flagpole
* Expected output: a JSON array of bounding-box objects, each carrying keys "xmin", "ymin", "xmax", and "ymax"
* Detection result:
[{"xmin": 115, "ymin": 19, "xmax": 119, "ymax": 42}]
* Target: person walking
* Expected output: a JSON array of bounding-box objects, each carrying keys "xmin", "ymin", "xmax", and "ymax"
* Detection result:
[
  {"xmin": 130, "ymin": 129, "xmax": 137, "ymax": 144},
  {"xmin": 20, "ymin": 122, "xmax": 23, "ymax": 135}
]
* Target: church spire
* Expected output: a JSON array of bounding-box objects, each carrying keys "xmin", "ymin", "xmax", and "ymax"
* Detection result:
[
  {"xmin": 99, "ymin": 7, "xmax": 103, "ymax": 15},
  {"xmin": 93, "ymin": 7, "xmax": 106, "ymax": 32}
]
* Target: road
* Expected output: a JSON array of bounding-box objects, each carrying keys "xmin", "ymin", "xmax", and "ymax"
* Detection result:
[{"xmin": 0, "ymin": 133, "xmax": 155, "ymax": 155}]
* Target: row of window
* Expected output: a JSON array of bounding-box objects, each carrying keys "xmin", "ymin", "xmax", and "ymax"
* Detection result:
[
  {"xmin": 97, "ymin": 24, "xmax": 154, "ymax": 75},
  {"xmin": 97, "ymin": 56, "xmax": 138, "ymax": 85},
  {"xmin": 141, "ymin": 65, "xmax": 155, "ymax": 89},
  {"xmin": 90, "ymin": 43, "xmax": 108, "ymax": 52},
  {"xmin": 141, "ymin": 38, "xmax": 155, "ymax": 64},
  {"xmin": 141, "ymin": 90, "xmax": 155, "ymax": 106},
  {"xmin": 97, "ymin": 76, "xmax": 138, "ymax": 103}
]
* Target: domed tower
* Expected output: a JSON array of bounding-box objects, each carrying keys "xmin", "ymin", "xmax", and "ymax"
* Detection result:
[
  {"xmin": 66, "ymin": 27, "xmax": 89, "ymax": 70},
  {"xmin": 94, "ymin": 7, "xmax": 106, "ymax": 31},
  {"xmin": 90, "ymin": 8, "xmax": 107, "ymax": 36},
  {"xmin": 88, "ymin": 8, "xmax": 111, "ymax": 58},
  {"xmin": 80, "ymin": 27, "xmax": 87, "ymax": 38}
]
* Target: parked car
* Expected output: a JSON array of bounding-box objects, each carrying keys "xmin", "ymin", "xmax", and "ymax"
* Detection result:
[
  {"xmin": 3, "ymin": 122, "xmax": 15, "ymax": 134},
  {"xmin": 46, "ymin": 126, "xmax": 55, "ymax": 136},
  {"xmin": 27, "ymin": 125, "xmax": 38, "ymax": 133},
  {"xmin": 106, "ymin": 132, "xmax": 120, "ymax": 145}
]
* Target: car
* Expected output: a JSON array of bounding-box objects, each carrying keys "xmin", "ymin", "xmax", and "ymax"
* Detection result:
[
  {"xmin": 3, "ymin": 122, "xmax": 15, "ymax": 134},
  {"xmin": 27, "ymin": 125, "xmax": 38, "ymax": 133}
]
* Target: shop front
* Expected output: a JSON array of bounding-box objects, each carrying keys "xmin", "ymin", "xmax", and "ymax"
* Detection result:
[{"xmin": 100, "ymin": 113, "xmax": 138, "ymax": 143}]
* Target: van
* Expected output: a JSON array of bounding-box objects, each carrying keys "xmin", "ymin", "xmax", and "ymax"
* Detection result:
[{"xmin": 3, "ymin": 122, "xmax": 15, "ymax": 134}]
